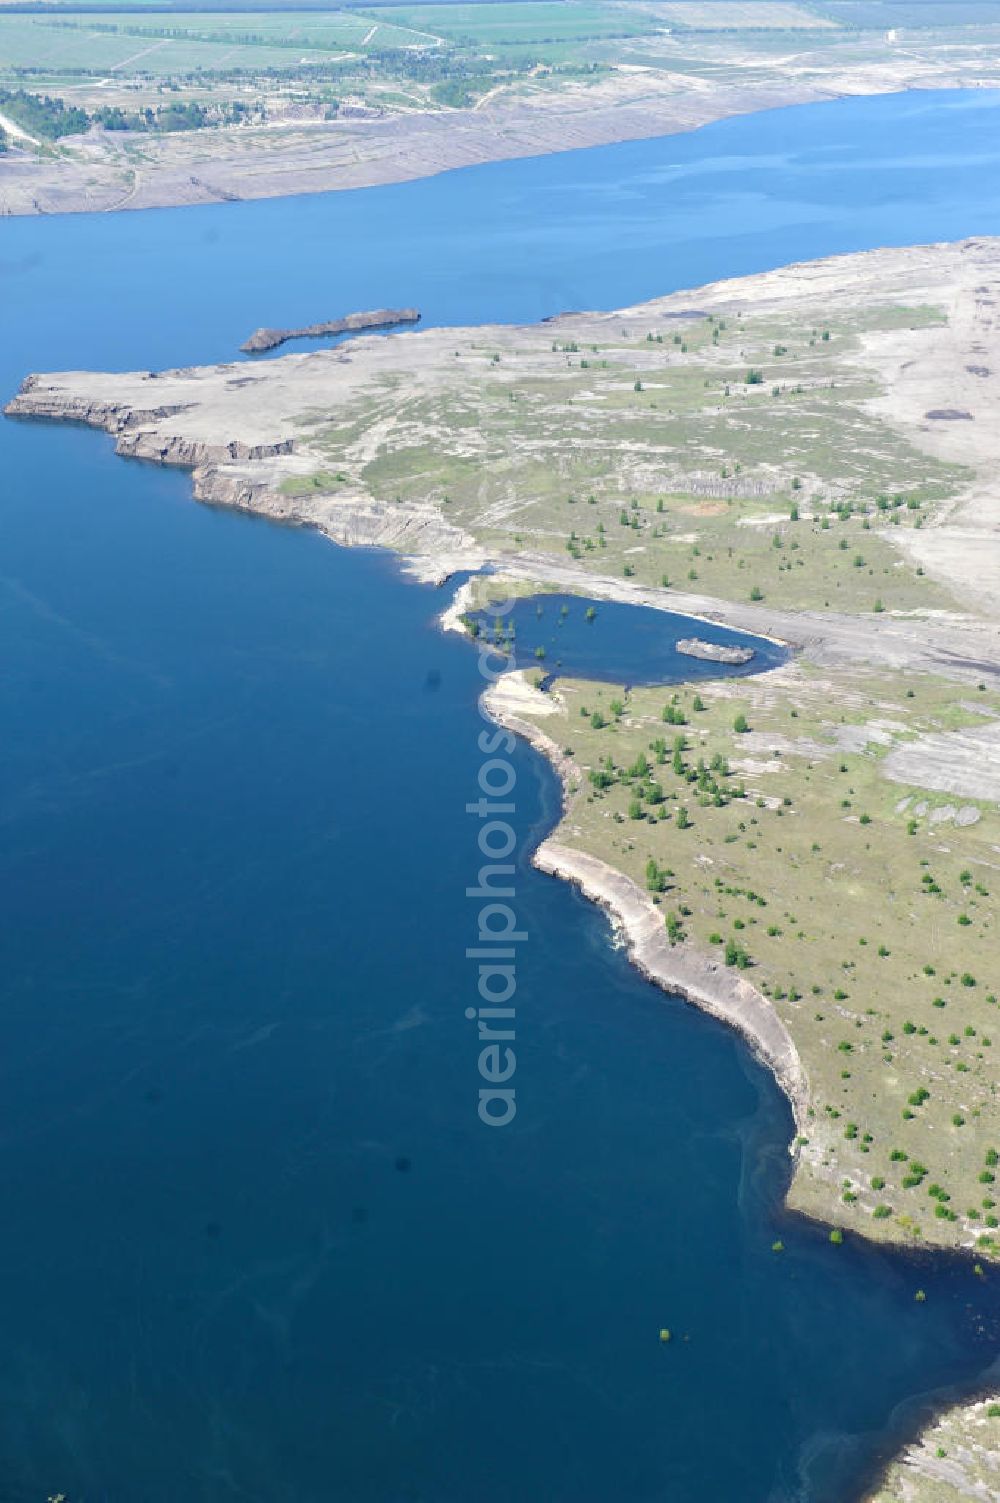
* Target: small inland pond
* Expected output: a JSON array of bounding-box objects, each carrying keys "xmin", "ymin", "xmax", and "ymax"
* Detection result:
[{"xmin": 464, "ymin": 592, "xmax": 785, "ymax": 685}]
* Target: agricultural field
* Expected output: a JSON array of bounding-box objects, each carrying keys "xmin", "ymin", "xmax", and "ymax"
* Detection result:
[
  {"xmin": 815, "ymin": 1, "xmax": 1000, "ymax": 27},
  {"xmin": 0, "ymin": 1, "xmax": 656, "ymax": 83},
  {"xmin": 368, "ymin": 1, "xmax": 659, "ymax": 45},
  {"xmin": 0, "ymin": 2, "xmax": 626, "ymax": 130},
  {"xmin": 0, "ymin": 9, "xmax": 440, "ymax": 76},
  {"xmin": 647, "ymin": 2, "xmax": 836, "ymax": 29}
]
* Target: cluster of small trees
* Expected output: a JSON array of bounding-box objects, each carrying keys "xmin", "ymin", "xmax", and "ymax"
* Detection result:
[
  {"xmin": 0, "ymin": 87, "xmax": 88, "ymax": 140},
  {"xmin": 565, "ymin": 525, "xmax": 606, "ymax": 561},
  {"xmin": 95, "ymin": 100, "xmax": 213, "ymax": 133},
  {"xmin": 724, "ymin": 937, "xmax": 751, "ymax": 968},
  {"xmin": 0, "ymin": 86, "xmax": 248, "ymax": 142}
]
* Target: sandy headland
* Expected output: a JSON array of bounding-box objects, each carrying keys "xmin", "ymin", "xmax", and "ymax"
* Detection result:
[
  {"xmin": 6, "ymin": 238, "xmax": 1000, "ymax": 1270},
  {"xmin": 8, "ymin": 235, "xmax": 1000, "ymax": 653}
]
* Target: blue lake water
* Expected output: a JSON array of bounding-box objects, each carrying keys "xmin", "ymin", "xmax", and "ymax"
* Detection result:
[
  {"xmin": 467, "ymin": 594, "xmax": 786, "ymax": 684},
  {"xmin": 3, "ymin": 89, "xmax": 1000, "ymax": 1503}
]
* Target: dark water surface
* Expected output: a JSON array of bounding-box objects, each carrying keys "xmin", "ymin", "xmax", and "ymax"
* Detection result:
[
  {"xmin": 467, "ymin": 594, "xmax": 786, "ymax": 684},
  {"xmin": 3, "ymin": 90, "xmax": 1000, "ymax": 1503}
]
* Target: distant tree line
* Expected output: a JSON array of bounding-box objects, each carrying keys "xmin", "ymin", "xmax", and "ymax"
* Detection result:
[
  {"xmin": 0, "ymin": 86, "xmax": 259, "ymax": 141},
  {"xmin": 0, "ymin": 87, "xmax": 89, "ymax": 140},
  {"xmin": 95, "ymin": 100, "xmax": 212, "ymax": 132}
]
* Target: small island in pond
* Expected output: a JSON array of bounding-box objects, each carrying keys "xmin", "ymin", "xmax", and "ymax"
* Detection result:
[
  {"xmin": 676, "ymin": 637, "xmax": 754, "ymax": 666},
  {"xmin": 241, "ymin": 307, "xmax": 420, "ymax": 354}
]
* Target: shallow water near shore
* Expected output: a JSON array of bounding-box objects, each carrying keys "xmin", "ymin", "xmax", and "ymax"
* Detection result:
[{"xmin": 3, "ymin": 90, "xmax": 1000, "ymax": 1502}]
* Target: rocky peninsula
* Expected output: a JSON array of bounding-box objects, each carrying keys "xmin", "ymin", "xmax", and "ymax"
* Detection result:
[{"xmin": 241, "ymin": 308, "xmax": 420, "ymax": 354}]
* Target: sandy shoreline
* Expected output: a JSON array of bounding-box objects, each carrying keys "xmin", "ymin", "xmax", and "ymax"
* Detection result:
[
  {"xmin": 1, "ymin": 75, "xmax": 821, "ymax": 217},
  {"xmin": 0, "ymin": 70, "xmax": 996, "ymax": 219}
]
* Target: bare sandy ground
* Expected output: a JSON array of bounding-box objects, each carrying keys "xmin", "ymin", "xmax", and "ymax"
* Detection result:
[
  {"xmin": 884, "ymin": 719, "xmax": 1000, "ymax": 803},
  {"xmin": 1, "ymin": 40, "xmax": 999, "ymax": 217},
  {"xmin": 0, "ymin": 71, "xmax": 806, "ymax": 216},
  {"xmin": 589, "ymin": 235, "xmax": 1000, "ymax": 628}
]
